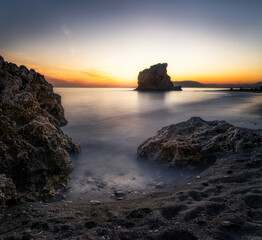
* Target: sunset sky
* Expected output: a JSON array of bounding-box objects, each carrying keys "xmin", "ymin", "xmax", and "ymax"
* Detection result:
[{"xmin": 0, "ymin": 0, "xmax": 262, "ymax": 87}]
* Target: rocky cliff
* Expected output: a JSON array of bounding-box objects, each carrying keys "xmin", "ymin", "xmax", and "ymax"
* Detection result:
[
  {"xmin": 0, "ymin": 56, "xmax": 80, "ymax": 207},
  {"xmin": 137, "ymin": 117, "xmax": 262, "ymax": 167},
  {"xmin": 136, "ymin": 63, "xmax": 181, "ymax": 91}
]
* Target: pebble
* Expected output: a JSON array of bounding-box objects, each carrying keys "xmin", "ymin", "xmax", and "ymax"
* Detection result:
[
  {"xmin": 116, "ymin": 197, "xmax": 124, "ymax": 201},
  {"xmin": 90, "ymin": 200, "xmax": 101, "ymax": 205},
  {"xmin": 221, "ymin": 221, "xmax": 232, "ymax": 227},
  {"xmin": 114, "ymin": 190, "xmax": 126, "ymax": 197}
]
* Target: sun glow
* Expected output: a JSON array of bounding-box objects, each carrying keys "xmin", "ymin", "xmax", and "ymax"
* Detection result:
[{"xmin": 1, "ymin": 0, "xmax": 261, "ymax": 87}]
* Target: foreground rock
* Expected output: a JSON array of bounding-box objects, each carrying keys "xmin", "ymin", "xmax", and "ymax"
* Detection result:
[
  {"xmin": 137, "ymin": 117, "xmax": 262, "ymax": 167},
  {"xmin": 136, "ymin": 63, "xmax": 182, "ymax": 91},
  {"xmin": 1, "ymin": 118, "xmax": 262, "ymax": 239},
  {"xmin": 1, "ymin": 130, "xmax": 262, "ymax": 239},
  {"xmin": 0, "ymin": 56, "xmax": 80, "ymax": 205}
]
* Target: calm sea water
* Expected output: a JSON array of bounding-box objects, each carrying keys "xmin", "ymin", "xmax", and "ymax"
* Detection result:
[{"xmin": 55, "ymin": 88, "xmax": 262, "ymax": 201}]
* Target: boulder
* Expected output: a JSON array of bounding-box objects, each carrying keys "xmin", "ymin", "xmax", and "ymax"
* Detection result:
[
  {"xmin": 136, "ymin": 63, "xmax": 181, "ymax": 91},
  {"xmin": 0, "ymin": 55, "xmax": 80, "ymax": 203},
  {"xmin": 137, "ymin": 117, "xmax": 262, "ymax": 167}
]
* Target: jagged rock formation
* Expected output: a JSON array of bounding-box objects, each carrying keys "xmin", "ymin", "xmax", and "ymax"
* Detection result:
[
  {"xmin": 137, "ymin": 117, "xmax": 262, "ymax": 167},
  {"xmin": 136, "ymin": 63, "xmax": 181, "ymax": 91},
  {"xmin": 0, "ymin": 56, "xmax": 80, "ymax": 205}
]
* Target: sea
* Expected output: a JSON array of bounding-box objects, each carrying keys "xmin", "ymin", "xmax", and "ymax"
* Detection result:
[{"xmin": 54, "ymin": 88, "xmax": 262, "ymax": 201}]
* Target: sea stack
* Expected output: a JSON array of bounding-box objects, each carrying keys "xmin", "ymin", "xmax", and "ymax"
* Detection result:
[{"xmin": 136, "ymin": 63, "xmax": 181, "ymax": 91}]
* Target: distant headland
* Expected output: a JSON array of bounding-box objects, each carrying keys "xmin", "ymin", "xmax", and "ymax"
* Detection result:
[{"xmin": 173, "ymin": 80, "xmax": 262, "ymax": 88}]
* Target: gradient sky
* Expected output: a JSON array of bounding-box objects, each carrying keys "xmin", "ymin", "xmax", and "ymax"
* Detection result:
[{"xmin": 0, "ymin": 0, "xmax": 262, "ymax": 87}]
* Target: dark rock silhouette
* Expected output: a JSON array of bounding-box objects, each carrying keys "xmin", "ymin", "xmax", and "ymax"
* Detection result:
[
  {"xmin": 0, "ymin": 56, "xmax": 80, "ymax": 204},
  {"xmin": 137, "ymin": 117, "xmax": 262, "ymax": 166},
  {"xmin": 136, "ymin": 63, "xmax": 181, "ymax": 91}
]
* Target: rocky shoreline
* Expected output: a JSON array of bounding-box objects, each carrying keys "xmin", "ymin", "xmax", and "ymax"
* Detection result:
[
  {"xmin": 0, "ymin": 56, "xmax": 80, "ymax": 209},
  {"xmin": 1, "ymin": 57, "xmax": 262, "ymax": 239},
  {"xmin": 1, "ymin": 146, "xmax": 262, "ymax": 239},
  {"xmin": 1, "ymin": 117, "xmax": 262, "ymax": 239}
]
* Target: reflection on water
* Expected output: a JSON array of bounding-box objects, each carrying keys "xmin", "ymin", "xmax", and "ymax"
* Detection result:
[{"xmin": 55, "ymin": 88, "xmax": 262, "ymax": 201}]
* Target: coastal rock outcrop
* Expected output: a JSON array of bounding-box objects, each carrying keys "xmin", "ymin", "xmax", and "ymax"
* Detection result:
[
  {"xmin": 137, "ymin": 117, "xmax": 262, "ymax": 166},
  {"xmin": 0, "ymin": 55, "xmax": 80, "ymax": 204},
  {"xmin": 136, "ymin": 63, "xmax": 181, "ymax": 91}
]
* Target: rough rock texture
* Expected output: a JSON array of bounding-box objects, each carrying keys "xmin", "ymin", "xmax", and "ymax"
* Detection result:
[
  {"xmin": 136, "ymin": 63, "xmax": 181, "ymax": 91},
  {"xmin": 137, "ymin": 117, "xmax": 262, "ymax": 166},
  {"xmin": 0, "ymin": 55, "xmax": 80, "ymax": 204},
  {"xmin": 0, "ymin": 174, "xmax": 16, "ymax": 209},
  {"xmin": 1, "ymin": 139, "xmax": 262, "ymax": 239},
  {"xmin": 1, "ymin": 119, "xmax": 262, "ymax": 239}
]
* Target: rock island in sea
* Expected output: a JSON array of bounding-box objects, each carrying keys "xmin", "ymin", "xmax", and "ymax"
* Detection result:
[
  {"xmin": 0, "ymin": 55, "xmax": 80, "ymax": 208},
  {"xmin": 136, "ymin": 63, "xmax": 182, "ymax": 91}
]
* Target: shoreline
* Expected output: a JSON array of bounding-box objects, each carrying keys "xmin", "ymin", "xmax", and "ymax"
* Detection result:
[
  {"xmin": 1, "ymin": 56, "xmax": 262, "ymax": 239},
  {"xmin": 1, "ymin": 147, "xmax": 262, "ymax": 239}
]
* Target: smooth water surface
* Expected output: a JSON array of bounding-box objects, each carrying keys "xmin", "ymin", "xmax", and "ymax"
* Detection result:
[{"xmin": 55, "ymin": 88, "xmax": 262, "ymax": 201}]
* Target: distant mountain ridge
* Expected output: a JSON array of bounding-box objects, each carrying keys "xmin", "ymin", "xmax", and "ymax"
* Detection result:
[{"xmin": 173, "ymin": 80, "xmax": 262, "ymax": 88}]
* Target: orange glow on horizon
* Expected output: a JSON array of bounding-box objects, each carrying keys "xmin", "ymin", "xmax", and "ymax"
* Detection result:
[{"xmin": 1, "ymin": 53, "xmax": 261, "ymax": 87}]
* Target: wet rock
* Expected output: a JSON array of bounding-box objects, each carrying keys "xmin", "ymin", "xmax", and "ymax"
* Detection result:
[
  {"xmin": 136, "ymin": 63, "xmax": 181, "ymax": 91},
  {"xmin": 137, "ymin": 117, "xmax": 262, "ymax": 167},
  {"xmin": 0, "ymin": 55, "xmax": 80, "ymax": 203}
]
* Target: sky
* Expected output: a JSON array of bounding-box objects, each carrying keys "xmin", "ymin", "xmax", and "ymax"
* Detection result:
[{"xmin": 0, "ymin": 0, "xmax": 262, "ymax": 87}]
